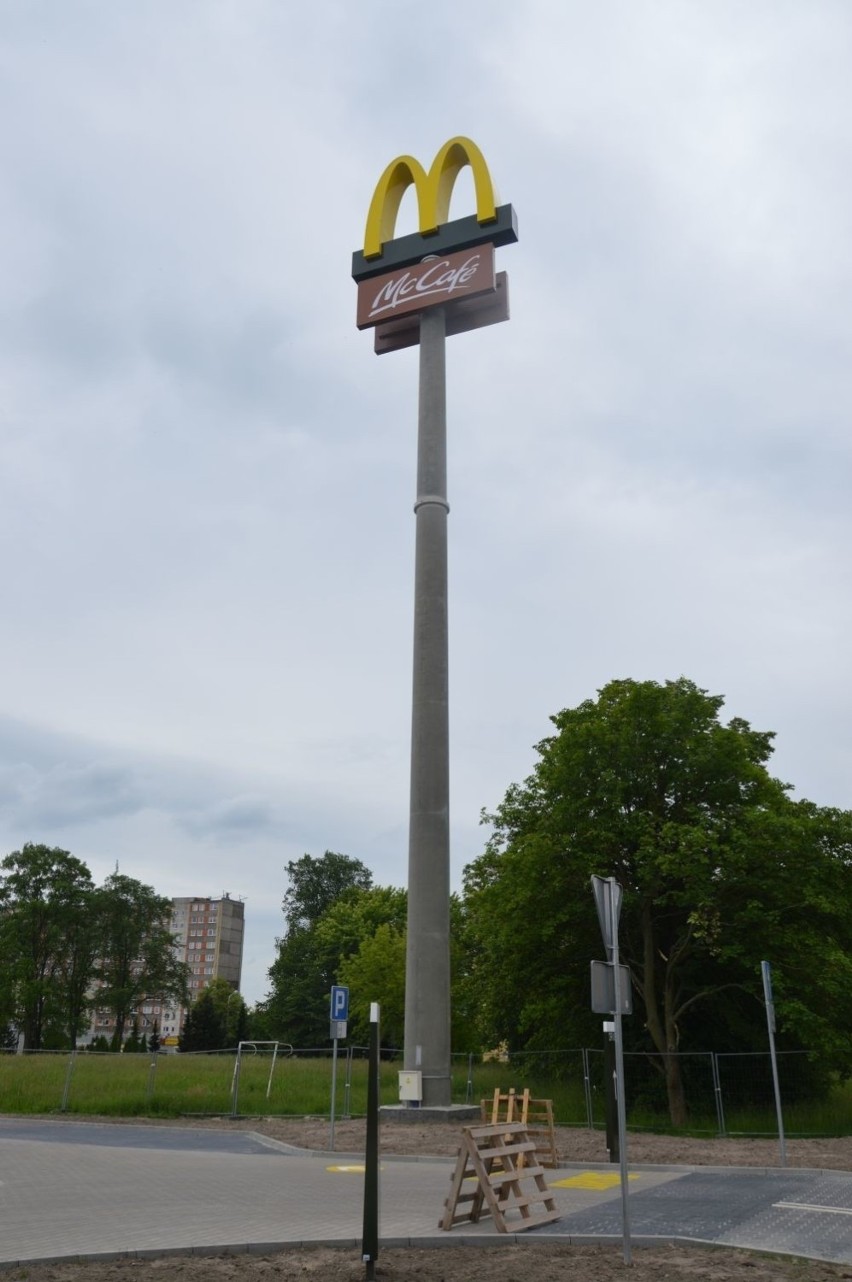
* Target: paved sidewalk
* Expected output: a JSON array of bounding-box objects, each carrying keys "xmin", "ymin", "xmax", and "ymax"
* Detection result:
[{"xmin": 2, "ymin": 1119, "xmax": 852, "ymax": 1267}]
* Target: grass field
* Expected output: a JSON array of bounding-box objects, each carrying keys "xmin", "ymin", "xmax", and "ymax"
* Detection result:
[{"xmin": 2, "ymin": 1047, "xmax": 849, "ymax": 1135}]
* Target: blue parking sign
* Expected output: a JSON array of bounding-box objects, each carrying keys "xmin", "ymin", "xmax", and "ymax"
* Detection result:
[{"xmin": 330, "ymin": 985, "xmax": 349, "ymax": 1021}]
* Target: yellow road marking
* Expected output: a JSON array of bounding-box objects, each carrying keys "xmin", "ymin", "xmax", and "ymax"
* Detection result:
[{"xmin": 552, "ymin": 1171, "xmax": 640, "ymax": 1190}]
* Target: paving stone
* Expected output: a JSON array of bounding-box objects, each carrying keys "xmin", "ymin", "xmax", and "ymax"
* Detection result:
[{"xmin": 2, "ymin": 1120, "xmax": 852, "ymax": 1266}]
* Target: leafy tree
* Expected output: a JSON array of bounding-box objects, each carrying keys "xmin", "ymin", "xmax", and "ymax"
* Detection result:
[
  {"xmin": 464, "ymin": 678, "xmax": 852, "ymax": 1125},
  {"xmin": 339, "ymin": 923, "xmax": 406, "ymax": 1047},
  {"xmin": 178, "ymin": 986, "xmax": 226, "ymax": 1052},
  {"xmin": 124, "ymin": 1017, "xmax": 143, "ymax": 1053},
  {"xmin": 265, "ymin": 858, "xmax": 479, "ymax": 1051},
  {"xmin": 264, "ymin": 852, "xmax": 376, "ymax": 1045},
  {"xmin": 337, "ymin": 893, "xmax": 478, "ymax": 1051},
  {"xmin": 94, "ymin": 873, "xmax": 189, "ymax": 1045},
  {"xmin": 244, "ymin": 1003, "xmax": 274, "ymax": 1043},
  {"xmin": 203, "ymin": 977, "xmax": 248, "ymax": 1047},
  {"xmin": 148, "ymin": 1020, "xmax": 161, "ymax": 1053},
  {"xmin": 264, "ymin": 927, "xmax": 327, "ymax": 1046},
  {"xmin": 313, "ymin": 886, "xmax": 408, "ymax": 976},
  {"xmin": 55, "ymin": 876, "xmax": 103, "ymax": 1048},
  {"xmin": 282, "ymin": 851, "xmax": 373, "ymax": 933},
  {"xmin": 0, "ymin": 843, "xmax": 95, "ymax": 1049}
]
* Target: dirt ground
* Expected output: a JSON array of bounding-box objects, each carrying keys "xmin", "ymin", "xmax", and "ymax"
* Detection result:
[{"xmin": 7, "ymin": 1116, "xmax": 852, "ymax": 1282}]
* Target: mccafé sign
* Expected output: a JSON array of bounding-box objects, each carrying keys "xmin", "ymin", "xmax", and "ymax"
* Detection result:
[
  {"xmin": 356, "ymin": 245, "xmax": 495, "ymax": 329},
  {"xmin": 352, "ymin": 136, "xmax": 516, "ymax": 352}
]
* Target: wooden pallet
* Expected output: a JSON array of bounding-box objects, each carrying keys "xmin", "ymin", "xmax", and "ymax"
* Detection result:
[
  {"xmin": 440, "ymin": 1122, "xmax": 561, "ymax": 1234},
  {"xmin": 480, "ymin": 1087, "xmax": 559, "ymax": 1169}
]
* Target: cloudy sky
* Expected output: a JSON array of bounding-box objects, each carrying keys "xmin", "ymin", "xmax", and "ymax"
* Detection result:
[{"xmin": 1, "ymin": 2, "xmax": 850, "ymax": 1005}]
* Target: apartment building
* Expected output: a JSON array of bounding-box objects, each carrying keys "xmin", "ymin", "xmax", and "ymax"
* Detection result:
[
  {"xmin": 86, "ymin": 893, "xmax": 245, "ymax": 1048},
  {"xmin": 159, "ymin": 894, "xmax": 245, "ymax": 1045}
]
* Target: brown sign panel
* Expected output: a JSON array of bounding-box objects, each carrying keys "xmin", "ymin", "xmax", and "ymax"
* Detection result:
[
  {"xmin": 357, "ymin": 244, "xmax": 495, "ymax": 330},
  {"xmin": 373, "ymin": 272, "xmax": 509, "ymax": 355}
]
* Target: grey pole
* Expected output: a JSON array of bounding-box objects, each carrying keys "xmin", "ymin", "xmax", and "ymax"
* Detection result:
[
  {"xmin": 761, "ymin": 960, "xmax": 787, "ymax": 1167},
  {"xmin": 404, "ymin": 304, "xmax": 452, "ymax": 1108},
  {"xmin": 609, "ymin": 877, "xmax": 632, "ymax": 1265}
]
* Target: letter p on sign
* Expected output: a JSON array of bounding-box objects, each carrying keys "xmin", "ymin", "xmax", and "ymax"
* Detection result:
[{"xmin": 331, "ymin": 985, "xmax": 349, "ymax": 1021}]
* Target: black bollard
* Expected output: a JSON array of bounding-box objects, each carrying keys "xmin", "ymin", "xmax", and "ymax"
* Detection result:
[{"xmin": 361, "ymin": 1003, "xmax": 380, "ymax": 1281}]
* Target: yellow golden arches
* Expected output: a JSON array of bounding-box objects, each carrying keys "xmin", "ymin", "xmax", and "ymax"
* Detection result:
[{"xmin": 363, "ymin": 136, "xmax": 498, "ymax": 260}]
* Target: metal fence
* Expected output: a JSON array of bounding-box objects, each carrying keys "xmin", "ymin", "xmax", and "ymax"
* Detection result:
[
  {"xmin": 451, "ymin": 1046, "xmax": 840, "ymax": 1137},
  {"xmin": 1, "ymin": 1044, "xmax": 845, "ymax": 1137}
]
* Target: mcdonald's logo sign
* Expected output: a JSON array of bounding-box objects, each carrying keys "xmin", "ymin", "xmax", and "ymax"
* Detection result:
[
  {"xmin": 352, "ymin": 136, "xmax": 517, "ymax": 284},
  {"xmin": 363, "ymin": 137, "xmax": 496, "ymax": 260}
]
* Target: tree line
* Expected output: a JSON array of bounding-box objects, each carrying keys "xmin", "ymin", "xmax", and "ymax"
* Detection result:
[
  {"xmin": 259, "ymin": 678, "xmax": 852, "ymax": 1124},
  {"xmin": 0, "ymin": 845, "xmax": 189, "ymax": 1050}
]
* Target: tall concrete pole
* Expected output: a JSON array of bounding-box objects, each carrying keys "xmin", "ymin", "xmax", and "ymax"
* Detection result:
[{"xmin": 404, "ymin": 304, "xmax": 451, "ymax": 1108}]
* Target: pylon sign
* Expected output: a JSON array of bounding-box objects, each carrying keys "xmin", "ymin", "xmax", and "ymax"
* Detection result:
[
  {"xmin": 350, "ymin": 138, "xmax": 518, "ymax": 1110},
  {"xmin": 352, "ymin": 136, "xmax": 517, "ymax": 354}
]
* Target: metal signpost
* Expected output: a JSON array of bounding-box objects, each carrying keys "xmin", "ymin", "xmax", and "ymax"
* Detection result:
[
  {"xmin": 353, "ymin": 139, "xmax": 517, "ymax": 1107},
  {"xmin": 761, "ymin": 961, "xmax": 787, "ymax": 1167},
  {"xmin": 329, "ymin": 984, "xmax": 349, "ymax": 1151},
  {"xmin": 591, "ymin": 875, "xmax": 632, "ymax": 1264}
]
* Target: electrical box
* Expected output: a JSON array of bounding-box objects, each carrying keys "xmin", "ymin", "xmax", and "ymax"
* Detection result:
[{"xmin": 398, "ymin": 1070, "xmax": 423, "ymax": 1102}]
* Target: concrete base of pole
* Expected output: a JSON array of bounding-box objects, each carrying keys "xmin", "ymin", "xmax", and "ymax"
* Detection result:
[{"xmin": 379, "ymin": 1104, "xmax": 480, "ymax": 1124}]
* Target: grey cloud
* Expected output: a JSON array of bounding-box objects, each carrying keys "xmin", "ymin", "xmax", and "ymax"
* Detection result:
[{"xmin": 0, "ymin": 758, "xmax": 146, "ymax": 830}]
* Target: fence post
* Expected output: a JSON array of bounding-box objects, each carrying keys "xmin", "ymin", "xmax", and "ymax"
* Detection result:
[
  {"xmin": 60, "ymin": 1050, "xmax": 76, "ymax": 1113},
  {"xmin": 146, "ymin": 1051, "xmax": 159, "ymax": 1106},
  {"xmin": 230, "ymin": 1047, "xmax": 243, "ymax": 1117},
  {"xmin": 711, "ymin": 1053, "xmax": 726, "ymax": 1137},
  {"xmin": 343, "ymin": 1044, "xmax": 353, "ymax": 1119},
  {"xmin": 581, "ymin": 1047, "xmax": 594, "ymax": 1129}
]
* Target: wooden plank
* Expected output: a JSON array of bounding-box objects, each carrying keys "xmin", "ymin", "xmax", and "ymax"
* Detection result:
[
  {"xmin": 487, "ymin": 1164, "xmax": 545, "ymax": 1184},
  {"xmin": 477, "ymin": 1140, "xmax": 537, "ymax": 1159},
  {"xmin": 481, "ymin": 1091, "xmax": 559, "ymax": 1168}
]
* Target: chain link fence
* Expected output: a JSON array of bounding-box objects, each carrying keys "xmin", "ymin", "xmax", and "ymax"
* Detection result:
[{"xmin": 1, "ymin": 1044, "xmax": 845, "ymax": 1136}]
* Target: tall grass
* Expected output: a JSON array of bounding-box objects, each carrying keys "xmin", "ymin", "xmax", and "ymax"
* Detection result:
[
  {"xmin": 3, "ymin": 1047, "xmax": 852, "ymax": 1135},
  {"xmin": 0, "ymin": 1049, "xmax": 408, "ymax": 1118}
]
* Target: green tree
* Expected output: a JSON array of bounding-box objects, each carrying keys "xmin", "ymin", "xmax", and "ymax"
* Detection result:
[
  {"xmin": 178, "ymin": 986, "xmax": 226, "ymax": 1052},
  {"xmin": 464, "ymin": 678, "xmax": 852, "ymax": 1125},
  {"xmin": 124, "ymin": 1017, "xmax": 143, "ymax": 1053},
  {"xmin": 339, "ymin": 922, "xmax": 406, "ymax": 1047},
  {"xmin": 282, "ymin": 851, "xmax": 373, "ymax": 932},
  {"xmin": 336, "ymin": 893, "xmax": 478, "ymax": 1052},
  {"xmin": 0, "ymin": 843, "xmax": 95, "ymax": 1049},
  {"xmin": 94, "ymin": 873, "xmax": 189, "ymax": 1046},
  {"xmin": 203, "ymin": 977, "xmax": 248, "ymax": 1047},
  {"xmin": 148, "ymin": 1020, "xmax": 161, "ymax": 1053},
  {"xmin": 264, "ymin": 852, "xmax": 375, "ymax": 1045}
]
